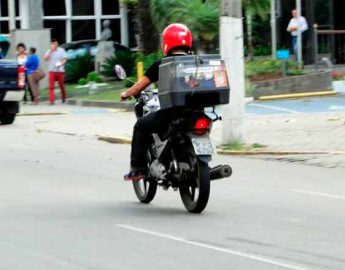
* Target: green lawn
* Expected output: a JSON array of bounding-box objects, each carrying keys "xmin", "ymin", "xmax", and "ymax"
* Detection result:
[
  {"xmin": 80, "ymin": 89, "xmax": 126, "ymax": 101},
  {"xmin": 40, "ymin": 81, "xmax": 126, "ymax": 101}
]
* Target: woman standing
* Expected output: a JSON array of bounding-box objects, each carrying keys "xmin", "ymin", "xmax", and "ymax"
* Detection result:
[
  {"xmin": 25, "ymin": 47, "xmax": 41, "ymax": 104},
  {"xmin": 16, "ymin": 43, "xmax": 33, "ymax": 103}
]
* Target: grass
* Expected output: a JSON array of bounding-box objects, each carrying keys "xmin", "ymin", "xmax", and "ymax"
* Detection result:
[
  {"xmin": 81, "ymin": 89, "xmax": 127, "ymax": 102},
  {"xmin": 40, "ymin": 81, "xmax": 126, "ymax": 101},
  {"xmin": 221, "ymin": 141, "xmax": 267, "ymax": 151}
]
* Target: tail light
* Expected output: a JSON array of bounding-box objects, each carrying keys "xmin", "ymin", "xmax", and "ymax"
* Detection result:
[
  {"xmin": 193, "ymin": 117, "xmax": 212, "ymax": 135},
  {"xmin": 17, "ymin": 66, "xmax": 26, "ymax": 89}
]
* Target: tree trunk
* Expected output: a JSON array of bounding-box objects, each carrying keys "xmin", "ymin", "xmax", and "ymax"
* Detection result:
[
  {"xmin": 246, "ymin": 12, "xmax": 254, "ymax": 61},
  {"xmin": 137, "ymin": 0, "xmax": 160, "ymax": 55}
]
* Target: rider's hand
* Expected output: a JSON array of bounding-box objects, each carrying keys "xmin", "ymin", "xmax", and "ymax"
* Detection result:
[{"xmin": 120, "ymin": 91, "xmax": 130, "ymax": 101}]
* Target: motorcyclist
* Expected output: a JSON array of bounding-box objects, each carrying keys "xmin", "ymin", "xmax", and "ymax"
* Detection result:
[{"xmin": 121, "ymin": 23, "xmax": 193, "ymax": 181}]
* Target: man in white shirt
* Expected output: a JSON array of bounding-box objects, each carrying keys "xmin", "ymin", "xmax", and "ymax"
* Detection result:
[
  {"xmin": 44, "ymin": 39, "xmax": 67, "ymax": 105},
  {"xmin": 287, "ymin": 9, "xmax": 309, "ymax": 60}
]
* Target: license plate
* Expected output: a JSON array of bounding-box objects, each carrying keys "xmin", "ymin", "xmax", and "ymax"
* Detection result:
[
  {"xmin": 191, "ymin": 137, "xmax": 214, "ymax": 155},
  {"xmin": 3, "ymin": 91, "xmax": 24, "ymax": 101}
]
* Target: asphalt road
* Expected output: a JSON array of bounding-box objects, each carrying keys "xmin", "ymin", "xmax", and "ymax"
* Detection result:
[{"xmin": 1, "ymin": 118, "xmax": 345, "ymax": 270}]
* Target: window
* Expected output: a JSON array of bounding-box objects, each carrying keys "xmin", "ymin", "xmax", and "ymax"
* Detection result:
[
  {"xmin": 0, "ymin": 21, "xmax": 9, "ymax": 34},
  {"xmin": 72, "ymin": 0, "xmax": 94, "ymax": 16},
  {"xmin": 72, "ymin": 20, "xmax": 96, "ymax": 40},
  {"xmin": 102, "ymin": 0, "xmax": 119, "ymax": 15},
  {"xmin": 0, "ymin": 0, "xmax": 20, "ymax": 16},
  {"xmin": 43, "ymin": 20, "xmax": 66, "ymax": 44},
  {"xmin": 43, "ymin": 0, "xmax": 66, "ymax": 16}
]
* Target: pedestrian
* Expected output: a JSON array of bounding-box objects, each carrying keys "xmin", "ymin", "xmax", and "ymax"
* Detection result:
[
  {"xmin": 44, "ymin": 38, "xmax": 67, "ymax": 105},
  {"xmin": 16, "ymin": 43, "xmax": 34, "ymax": 103},
  {"xmin": 25, "ymin": 47, "xmax": 43, "ymax": 105},
  {"xmin": 287, "ymin": 9, "xmax": 309, "ymax": 60}
]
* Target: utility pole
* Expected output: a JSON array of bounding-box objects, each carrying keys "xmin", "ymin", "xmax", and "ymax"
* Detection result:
[
  {"xmin": 296, "ymin": 0, "xmax": 303, "ymax": 68},
  {"xmin": 8, "ymin": 0, "xmax": 16, "ymax": 32},
  {"xmin": 271, "ymin": 0, "xmax": 277, "ymax": 59},
  {"xmin": 220, "ymin": 0, "xmax": 245, "ymax": 144}
]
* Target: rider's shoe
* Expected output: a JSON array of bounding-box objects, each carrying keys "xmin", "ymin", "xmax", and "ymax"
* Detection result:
[{"xmin": 124, "ymin": 170, "xmax": 146, "ymax": 181}]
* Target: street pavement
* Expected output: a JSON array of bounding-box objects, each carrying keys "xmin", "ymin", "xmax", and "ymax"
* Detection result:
[
  {"xmin": 1, "ymin": 114, "xmax": 345, "ymax": 270},
  {"xmin": 17, "ymin": 101, "xmax": 345, "ymax": 168}
]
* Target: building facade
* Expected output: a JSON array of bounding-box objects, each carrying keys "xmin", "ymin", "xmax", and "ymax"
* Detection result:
[
  {"xmin": 0, "ymin": 0, "xmax": 129, "ymax": 46},
  {"xmin": 278, "ymin": 0, "xmax": 345, "ymax": 64}
]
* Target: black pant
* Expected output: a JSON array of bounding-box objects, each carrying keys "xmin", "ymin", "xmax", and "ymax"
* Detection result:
[
  {"xmin": 131, "ymin": 108, "xmax": 176, "ymax": 170},
  {"xmin": 23, "ymin": 76, "xmax": 34, "ymax": 102}
]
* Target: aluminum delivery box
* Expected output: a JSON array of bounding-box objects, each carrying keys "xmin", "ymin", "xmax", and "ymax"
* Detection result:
[{"xmin": 158, "ymin": 55, "xmax": 230, "ymax": 109}]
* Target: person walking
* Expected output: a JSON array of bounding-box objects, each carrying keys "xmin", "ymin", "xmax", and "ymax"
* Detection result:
[
  {"xmin": 287, "ymin": 9, "xmax": 308, "ymax": 60},
  {"xmin": 25, "ymin": 47, "xmax": 41, "ymax": 105},
  {"xmin": 44, "ymin": 39, "xmax": 67, "ymax": 105},
  {"xmin": 16, "ymin": 43, "xmax": 34, "ymax": 103}
]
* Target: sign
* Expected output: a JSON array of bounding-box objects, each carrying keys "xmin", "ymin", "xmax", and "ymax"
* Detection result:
[{"xmin": 276, "ymin": 49, "xmax": 290, "ymax": 60}]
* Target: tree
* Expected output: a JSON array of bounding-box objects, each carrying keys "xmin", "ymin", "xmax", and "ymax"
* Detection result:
[
  {"xmin": 151, "ymin": 0, "xmax": 220, "ymax": 53},
  {"xmin": 242, "ymin": 0, "xmax": 270, "ymax": 59},
  {"xmin": 123, "ymin": 0, "xmax": 160, "ymax": 55}
]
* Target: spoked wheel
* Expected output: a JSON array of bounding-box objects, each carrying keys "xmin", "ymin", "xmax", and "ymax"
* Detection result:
[
  {"xmin": 132, "ymin": 149, "xmax": 157, "ymax": 204},
  {"xmin": 179, "ymin": 155, "xmax": 210, "ymax": 214}
]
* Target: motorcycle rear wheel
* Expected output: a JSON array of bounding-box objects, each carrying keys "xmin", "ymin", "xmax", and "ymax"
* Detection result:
[{"xmin": 179, "ymin": 158, "xmax": 210, "ymax": 214}]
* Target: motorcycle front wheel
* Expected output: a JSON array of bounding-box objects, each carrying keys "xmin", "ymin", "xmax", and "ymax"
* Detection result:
[
  {"xmin": 179, "ymin": 157, "xmax": 210, "ymax": 214},
  {"xmin": 132, "ymin": 149, "xmax": 157, "ymax": 204}
]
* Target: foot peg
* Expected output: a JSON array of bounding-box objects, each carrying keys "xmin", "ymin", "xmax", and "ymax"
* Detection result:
[{"xmin": 210, "ymin": 165, "xmax": 232, "ymax": 181}]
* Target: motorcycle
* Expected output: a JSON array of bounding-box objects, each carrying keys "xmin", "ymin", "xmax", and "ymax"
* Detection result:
[{"xmin": 115, "ymin": 65, "xmax": 232, "ymax": 213}]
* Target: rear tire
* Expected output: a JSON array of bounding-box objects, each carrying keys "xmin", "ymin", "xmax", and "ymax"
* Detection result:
[
  {"xmin": 179, "ymin": 159, "xmax": 210, "ymax": 214},
  {"xmin": 0, "ymin": 113, "xmax": 16, "ymax": 125}
]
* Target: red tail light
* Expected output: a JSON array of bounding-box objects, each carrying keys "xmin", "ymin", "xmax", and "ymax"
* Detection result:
[
  {"xmin": 193, "ymin": 117, "xmax": 212, "ymax": 135},
  {"xmin": 17, "ymin": 66, "xmax": 26, "ymax": 89}
]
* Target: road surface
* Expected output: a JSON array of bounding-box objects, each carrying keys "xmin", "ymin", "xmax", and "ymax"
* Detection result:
[{"xmin": 0, "ymin": 115, "xmax": 344, "ymax": 270}]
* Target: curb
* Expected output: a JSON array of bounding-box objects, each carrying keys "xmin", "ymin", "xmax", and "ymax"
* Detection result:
[
  {"xmin": 217, "ymin": 150, "xmax": 345, "ymax": 156},
  {"xmin": 67, "ymin": 99, "xmax": 134, "ymax": 111},
  {"xmin": 98, "ymin": 136, "xmax": 132, "ymax": 144},
  {"xmin": 18, "ymin": 112, "xmax": 67, "ymax": 116},
  {"xmin": 257, "ymin": 91, "xmax": 336, "ymax": 101},
  {"xmin": 96, "ymin": 136, "xmax": 345, "ymax": 156}
]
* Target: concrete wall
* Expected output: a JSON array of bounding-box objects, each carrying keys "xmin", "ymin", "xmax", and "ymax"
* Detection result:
[
  {"xmin": 8, "ymin": 29, "xmax": 51, "ymax": 89},
  {"xmin": 252, "ymin": 71, "xmax": 332, "ymax": 99},
  {"xmin": 19, "ymin": 0, "xmax": 44, "ymax": 29}
]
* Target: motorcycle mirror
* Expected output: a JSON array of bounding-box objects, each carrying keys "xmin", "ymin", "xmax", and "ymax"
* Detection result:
[{"xmin": 114, "ymin": 65, "xmax": 127, "ymax": 80}]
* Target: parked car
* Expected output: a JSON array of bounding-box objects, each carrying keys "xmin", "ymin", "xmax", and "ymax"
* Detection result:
[
  {"xmin": 60, "ymin": 39, "xmax": 130, "ymax": 60},
  {"xmin": 0, "ymin": 40, "xmax": 25, "ymax": 125}
]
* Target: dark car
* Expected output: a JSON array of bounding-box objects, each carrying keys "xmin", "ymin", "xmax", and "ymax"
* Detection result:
[
  {"xmin": 0, "ymin": 40, "xmax": 25, "ymax": 125},
  {"xmin": 60, "ymin": 39, "xmax": 130, "ymax": 60}
]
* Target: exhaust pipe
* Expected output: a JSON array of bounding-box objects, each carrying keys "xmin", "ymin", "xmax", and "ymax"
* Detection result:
[{"xmin": 210, "ymin": 165, "xmax": 232, "ymax": 181}]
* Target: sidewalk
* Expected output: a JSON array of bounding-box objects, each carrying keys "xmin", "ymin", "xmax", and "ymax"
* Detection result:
[{"xmin": 18, "ymin": 103, "xmax": 345, "ymax": 168}]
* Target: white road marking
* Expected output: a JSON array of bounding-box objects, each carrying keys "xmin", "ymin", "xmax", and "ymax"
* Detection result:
[
  {"xmin": 117, "ymin": 224, "xmax": 314, "ymax": 270},
  {"xmin": 248, "ymin": 103, "xmax": 299, "ymax": 114},
  {"xmin": 290, "ymin": 189, "xmax": 345, "ymax": 201}
]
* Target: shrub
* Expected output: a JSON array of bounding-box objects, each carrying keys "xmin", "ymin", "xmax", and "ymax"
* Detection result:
[
  {"xmin": 78, "ymin": 78, "xmax": 88, "ymax": 85},
  {"xmin": 86, "ymin": 71, "xmax": 103, "ymax": 83},
  {"xmin": 65, "ymin": 53, "xmax": 94, "ymax": 83},
  {"xmin": 101, "ymin": 50, "xmax": 137, "ymax": 78},
  {"xmin": 124, "ymin": 76, "xmax": 137, "ymax": 88},
  {"xmin": 331, "ymin": 70, "xmax": 345, "ymax": 81}
]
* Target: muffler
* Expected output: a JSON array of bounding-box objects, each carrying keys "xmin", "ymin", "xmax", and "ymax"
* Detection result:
[{"xmin": 210, "ymin": 165, "xmax": 232, "ymax": 181}]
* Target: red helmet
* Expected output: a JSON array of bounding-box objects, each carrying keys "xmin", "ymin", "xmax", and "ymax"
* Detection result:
[{"xmin": 162, "ymin": 23, "xmax": 192, "ymax": 56}]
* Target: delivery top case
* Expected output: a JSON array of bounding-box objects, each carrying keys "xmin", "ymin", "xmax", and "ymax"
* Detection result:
[{"xmin": 158, "ymin": 54, "xmax": 230, "ymax": 109}]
